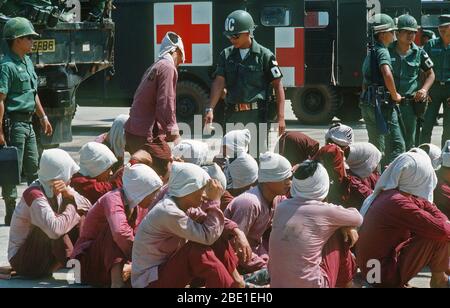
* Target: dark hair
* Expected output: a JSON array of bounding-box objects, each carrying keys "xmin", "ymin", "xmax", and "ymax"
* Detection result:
[
  {"xmin": 6, "ymin": 39, "xmax": 13, "ymax": 49},
  {"xmin": 418, "ymin": 144, "xmax": 431, "ymax": 155},
  {"xmin": 294, "ymin": 160, "xmax": 319, "ymax": 180}
]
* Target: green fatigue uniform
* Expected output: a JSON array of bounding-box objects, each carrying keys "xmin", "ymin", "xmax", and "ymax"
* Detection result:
[
  {"xmin": 215, "ymin": 39, "xmax": 282, "ymax": 157},
  {"xmin": 421, "ymin": 37, "xmax": 450, "ymax": 147},
  {"xmin": 360, "ymin": 41, "xmax": 406, "ymax": 165},
  {"xmin": 388, "ymin": 41, "xmax": 434, "ymax": 150},
  {"xmin": 0, "ymin": 17, "xmax": 40, "ymax": 225}
]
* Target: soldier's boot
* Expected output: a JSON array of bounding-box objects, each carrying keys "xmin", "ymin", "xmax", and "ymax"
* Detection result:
[{"xmin": 4, "ymin": 199, "xmax": 16, "ymax": 226}]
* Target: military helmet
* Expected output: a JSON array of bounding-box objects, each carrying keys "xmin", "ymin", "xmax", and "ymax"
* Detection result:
[
  {"xmin": 438, "ymin": 14, "xmax": 450, "ymax": 27},
  {"xmin": 397, "ymin": 14, "xmax": 418, "ymax": 32},
  {"xmin": 369, "ymin": 13, "xmax": 397, "ymax": 34},
  {"xmin": 422, "ymin": 29, "xmax": 436, "ymax": 39},
  {"xmin": 3, "ymin": 17, "xmax": 39, "ymax": 40},
  {"xmin": 224, "ymin": 10, "xmax": 255, "ymax": 37}
]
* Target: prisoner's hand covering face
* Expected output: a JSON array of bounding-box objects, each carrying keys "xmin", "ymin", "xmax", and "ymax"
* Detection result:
[
  {"xmin": 108, "ymin": 114, "xmax": 129, "ymax": 159},
  {"xmin": 38, "ymin": 149, "xmax": 80, "ymax": 198},
  {"xmin": 222, "ymin": 129, "xmax": 251, "ymax": 158},
  {"xmin": 159, "ymin": 31, "xmax": 185, "ymax": 63},
  {"xmin": 168, "ymin": 162, "xmax": 210, "ymax": 198},
  {"xmin": 228, "ymin": 153, "xmax": 258, "ymax": 189},
  {"xmin": 79, "ymin": 142, "xmax": 118, "ymax": 178},
  {"xmin": 172, "ymin": 139, "xmax": 209, "ymax": 166},
  {"xmin": 258, "ymin": 152, "xmax": 292, "ymax": 183},
  {"xmin": 442, "ymin": 140, "xmax": 450, "ymax": 168},
  {"xmin": 347, "ymin": 143, "xmax": 382, "ymax": 179},
  {"xmin": 290, "ymin": 160, "xmax": 330, "ymax": 201},
  {"xmin": 413, "ymin": 143, "xmax": 443, "ymax": 170},
  {"xmin": 360, "ymin": 151, "xmax": 438, "ymax": 217},
  {"xmin": 202, "ymin": 163, "xmax": 227, "ymax": 191},
  {"xmin": 122, "ymin": 163, "xmax": 163, "ymax": 209},
  {"xmin": 325, "ymin": 123, "xmax": 354, "ymax": 147}
]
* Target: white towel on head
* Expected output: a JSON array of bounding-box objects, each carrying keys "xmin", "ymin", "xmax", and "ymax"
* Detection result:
[
  {"xmin": 228, "ymin": 153, "xmax": 258, "ymax": 189},
  {"xmin": 168, "ymin": 162, "xmax": 210, "ymax": 198},
  {"xmin": 202, "ymin": 163, "xmax": 227, "ymax": 191},
  {"xmin": 123, "ymin": 164, "xmax": 163, "ymax": 209},
  {"xmin": 159, "ymin": 31, "xmax": 185, "ymax": 63},
  {"xmin": 172, "ymin": 139, "xmax": 209, "ymax": 166},
  {"xmin": 360, "ymin": 152, "xmax": 438, "ymax": 217},
  {"xmin": 412, "ymin": 144, "xmax": 442, "ymax": 170},
  {"xmin": 441, "ymin": 140, "xmax": 450, "ymax": 168},
  {"xmin": 223, "ymin": 129, "xmax": 251, "ymax": 158},
  {"xmin": 38, "ymin": 149, "xmax": 80, "ymax": 198},
  {"xmin": 108, "ymin": 114, "xmax": 129, "ymax": 159},
  {"xmin": 290, "ymin": 162, "xmax": 329, "ymax": 200},
  {"xmin": 347, "ymin": 143, "xmax": 382, "ymax": 179},
  {"xmin": 325, "ymin": 123, "xmax": 354, "ymax": 147},
  {"xmin": 258, "ymin": 152, "xmax": 292, "ymax": 183},
  {"xmin": 79, "ymin": 142, "xmax": 118, "ymax": 178}
]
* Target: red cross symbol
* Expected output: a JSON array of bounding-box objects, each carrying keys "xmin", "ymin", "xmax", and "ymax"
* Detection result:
[
  {"xmin": 156, "ymin": 4, "xmax": 210, "ymax": 64},
  {"xmin": 276, "ymin": 28, "xmax": 305, "ymax": 86}
]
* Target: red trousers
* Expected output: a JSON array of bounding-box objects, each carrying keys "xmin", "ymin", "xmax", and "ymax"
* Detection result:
[
  {"xmin": 148, "ymin": 239, "xmax": 238, "ymax": 288},
  {"xmin": 320, "ymin": 232, "xmax": 357, "ymax": 288}
]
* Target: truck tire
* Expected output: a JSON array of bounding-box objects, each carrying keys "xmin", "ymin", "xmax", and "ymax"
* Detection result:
[
  {"xmin": 291, "ymin": 85, "xmax": 338, "ymax": 125},
  {"xmin": 176, "ymin": 80, "xmax": 209, "ymax": 126}
]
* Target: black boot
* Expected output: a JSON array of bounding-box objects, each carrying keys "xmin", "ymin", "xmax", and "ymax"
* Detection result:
[{"xmin": 4, "ymin": 199, "xmax": 15, "ymax": 226}]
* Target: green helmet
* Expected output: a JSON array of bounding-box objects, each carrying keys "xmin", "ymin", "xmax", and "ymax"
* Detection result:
[
  {"xmin": 3, "ymin": 17, "xmax": 39, "ymax": 40},
  {"xmin": 397, "ymin": 14, "xmax": 418, "ymax": 32},
  {"xmin": 438, "ymin": 14, "xmax": 450, "ymax": 27},
  {"xmin": 422, "ymin": 29, "xmax": 436, "ymax": 39},
  {"xmin": 224, "ymin": 10, "xmax": 255, "ymax": 37},
  {"xmin": 369, "ymin": 13, "xmax": 397, "ymax": 34}
]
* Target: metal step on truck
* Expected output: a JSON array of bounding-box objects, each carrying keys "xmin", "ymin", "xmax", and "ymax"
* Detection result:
[{"xmin": 0, "ymin": 0, "xmax": 114, "ymax": 147}]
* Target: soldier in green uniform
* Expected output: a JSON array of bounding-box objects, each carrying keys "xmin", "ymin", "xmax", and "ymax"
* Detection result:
[
  {"xmin": 204, "ymin": 10, "xmax": 285, "ymax": 158},
  {"xmin": 421, "ymin": 29, "xmax": 436, "ymax": 47},
  {"xmin": 0, "ymin": 17, "xmax": 52, "ymax": 225},
  {"xmin": 388, "ymin": 14, "xmax": 435, "ymax": 150},
  {"xmin": 360, "ymin": 13, "xmax": 405, "ymax": 166},
  {"xmin": 421, "ymin": 14, "xmax": 450, "ymax": 148}
]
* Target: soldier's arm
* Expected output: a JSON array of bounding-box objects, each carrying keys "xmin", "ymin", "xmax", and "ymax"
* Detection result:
[
  {"xmin": 209, "ymin": 76, "xmax": 226, "ymax": 110},
  {"xmin": 0, "ymin": 94, "xmax": 6, "ymax": 145},
  {"xmin": 35, "ymin": 94, "xmax": 53, "ymax": 136},
  {"xmin": 271, "ymin": 78, "xmax": 286, "ymax": 135},
  {"xmin": 416, "ymin": 50, "xmax": 435, "ymax": 102},
  {"xmin": 380, "ymin": 65, "xmax": 401, "ymax": 103}
]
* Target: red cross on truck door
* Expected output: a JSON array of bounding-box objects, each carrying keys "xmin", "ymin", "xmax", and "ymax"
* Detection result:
[
  {"xmin": 154, "ymin": 2, "xmax": 212, "ymax": 66},
  {"xmin": 275, "ymin": 27, "xmax": 305, "ymax": 87}
]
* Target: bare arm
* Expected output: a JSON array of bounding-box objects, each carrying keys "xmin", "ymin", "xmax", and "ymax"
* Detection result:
[
  {"xmin": 272, "ymin": 78, "xmax": 285, "ymax": 136},
  {"xmin": 35, "ymin": 94, "xmax": 53, "ymax": 136},
  {"xmin": 415, "ymin": 69, "xmax": 435, "ymax": 102},
  {"xmin": 204, "ymin": 76, "xmax": 225, "ymax": 125},
  {"xmin": 381, "ymin": 64, "xmax": 401, "ymax": 103}
]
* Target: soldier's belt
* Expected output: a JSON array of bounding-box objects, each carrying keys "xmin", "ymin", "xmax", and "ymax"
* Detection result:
[
  {"xmin": 233, "ymin": 102, "xmax": 259, "ymax": 112},
  {"xmin": 7, "ymin": 112, "xmax": 34, "ymax": 123},
  {"xmin": 436, "ymin": 81, "xmax": 450, "ymax": 86}
]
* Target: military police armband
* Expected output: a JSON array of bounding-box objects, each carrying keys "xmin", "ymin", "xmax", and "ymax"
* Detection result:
[
  {"xmin": 423, "ymin": 52, "xmax": 434, "ymax": 69},
  {"xmin": 269, "ymin": 60, "xmax": 283, "ymax": 79}
]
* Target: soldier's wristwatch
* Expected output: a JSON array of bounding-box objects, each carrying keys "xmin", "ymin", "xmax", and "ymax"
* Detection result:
[{"xmin": 205, "ymin": 107, "xmax": 213, "ymax": 114}]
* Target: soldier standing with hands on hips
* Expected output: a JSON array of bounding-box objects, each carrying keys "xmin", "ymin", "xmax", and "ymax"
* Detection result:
[{"xmin": 204, "ymin": 10, "xmax": 286, "ymax": 158}]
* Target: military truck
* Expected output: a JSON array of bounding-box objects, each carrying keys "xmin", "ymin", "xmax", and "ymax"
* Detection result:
[
  {"xmin": 75, "ymin": 0, "xmax": 443, "ymax": 125},
  {"xmin": 0, "ymin": 0, "xmax": 114, "ymax": 146}
]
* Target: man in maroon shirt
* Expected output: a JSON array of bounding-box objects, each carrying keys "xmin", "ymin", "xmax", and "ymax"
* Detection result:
[{"xmin": 125, "ymin": 32, "xmax": 184, "ymax": 153}]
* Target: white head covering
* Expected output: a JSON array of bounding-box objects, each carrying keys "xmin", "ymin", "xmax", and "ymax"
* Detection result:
[
  {"xmin": 202, "ymin": 163, "xmax": 227, "ymax": 191},
  {"xmin": 122, "ymin": 164, "xmax": 163, "ymax": 209},
  {"xmin": 172, "ymin": 139, "xmax": 209, "ymax": 166},
  {"xmin": 258, "ymin": 152, "xmax": 292, "ymax": 183},
  {"xmin": 159, "ymin": 32, "xmax": 185, "ymax": 63},
  {"xmin": 347, "ymin": 143, "xmax": 382, "ymax": 179},
  {"xmin": 412, "ymin": 144, "xmax": 442, "ymax": 170},
  {"xmin": 168, "ymin": 162, "xmax": 210, "ymax": 198},
  {"xmin": 228, "ymin": 153, "xmax": 259, "ymax": 189},
  {"xmin": 325, "ymin": 123, "xmax": 354, "ymax": 147},
  {"xmin": 38, "ymin": 149, "xmax": 80, "ymax": 198},
  {"xmin": 291, "ymin": 161, "xmax": 330, "ymax": 200},
  {"xmin": 79, "ymin": 142, "xmax": 118, "ymax": 178},
  {"xmin": 443, "ymin": 140, "xmax": 450, "ymax": 167},
  {"xmin": 360, "ymin": 152, "xmax": 438, "ymax": 217},
  {"xmin": 108, "ymin": 114, "xmax": 129, "ymax": 159},
  {"xmin": 223, "ymin": 129, "xmax": 251, "ymax": 158}
]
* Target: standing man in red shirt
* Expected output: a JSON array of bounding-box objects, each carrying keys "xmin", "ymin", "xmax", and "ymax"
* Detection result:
[{"xmin": 125, "ymin": 32, "xmax": 184, "ymax": 154}]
